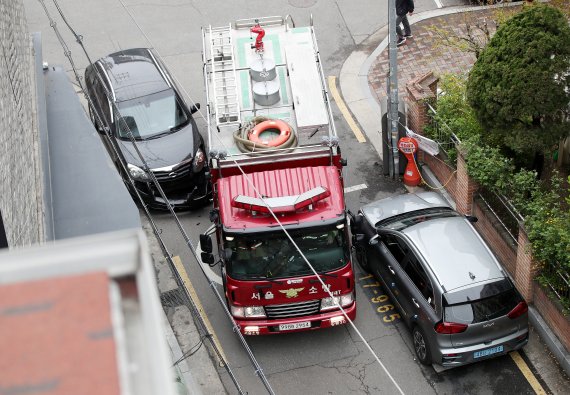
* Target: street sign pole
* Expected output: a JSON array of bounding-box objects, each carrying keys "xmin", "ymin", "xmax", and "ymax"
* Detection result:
[{"xmin": 388, "ymin": 0, "xmax": 399, "ymax": 179}]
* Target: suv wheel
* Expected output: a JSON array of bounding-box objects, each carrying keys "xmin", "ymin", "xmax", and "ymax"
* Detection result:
[{"xmin": 412, "ymin": 326, "xmax": 432, "ymax": 365}]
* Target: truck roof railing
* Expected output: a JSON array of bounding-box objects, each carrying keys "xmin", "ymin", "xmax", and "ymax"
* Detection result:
[{"xmin": 231, "ymin": 186, "xmax": 330, "ymax": 214}]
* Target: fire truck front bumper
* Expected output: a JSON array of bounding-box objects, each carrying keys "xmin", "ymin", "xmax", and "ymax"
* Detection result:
[{"xmin": 237, "ymin": 302, "xmax": 356, "ymax": 335}]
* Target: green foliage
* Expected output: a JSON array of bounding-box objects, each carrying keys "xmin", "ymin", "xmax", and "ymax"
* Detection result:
[
  {"xmin": 431, "ymin": 74, "xmax": 484, "ymax": 141},
  {"xmin": 463, "ymin": 140, "xmax": 514, "ymax": 191},
  {"xmin": 466, "ymin": 4, "xmax": 570, "ymax": 155},
  {"xmin": 427, "ymin": 68, "xmax": 569, "ymax": 313}
]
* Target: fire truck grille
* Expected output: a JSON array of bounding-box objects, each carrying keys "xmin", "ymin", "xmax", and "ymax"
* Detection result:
[{"xmin": 264, "ymin": 300, "xmax": 321, "ymax": 319}]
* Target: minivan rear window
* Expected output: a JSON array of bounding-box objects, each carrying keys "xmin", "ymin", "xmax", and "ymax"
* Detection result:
[{"xmin": 444, "ymin": 288, "xmax": 522, "ymax": 324}]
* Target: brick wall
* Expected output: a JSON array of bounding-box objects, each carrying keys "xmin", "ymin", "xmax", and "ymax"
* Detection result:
[
  {"xmin": 455, "ymin": 152, "xmax": 478, "ymax": 215},
  {"xmin": 421, "ymin": 153, "xmax": 458, "ymax": 203},
  {"xmin": 534, "ymin": 284, "xmax": 570, "ymax": 352},
  {"xmin": 406, "ymin": 69, "xmax": 569, "ymax": 356},
  {"xmin": 472, "ymin": 201, "xmax": 517, "ymax": 278},
  {"xmin": 0, "ymin": 0, "xmax": 44, "ymax": 247}
]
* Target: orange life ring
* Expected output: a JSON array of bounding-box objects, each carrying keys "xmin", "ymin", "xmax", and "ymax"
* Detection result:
[{"xmin": 248, "ymin": 120, "xmax": 291, "ymax": 147}]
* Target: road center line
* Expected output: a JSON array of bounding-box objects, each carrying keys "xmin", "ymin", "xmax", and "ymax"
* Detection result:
[
  {"xmin": 510, "ymin": 351, "xmax": 547, "ymax": 395},
  {"xmin": 328, "ymin": 76, "xmax": 367, "ymax": 143},
  {"xmin": 172, "ymin": 256, "xmax": 227, "ymax": 363}
]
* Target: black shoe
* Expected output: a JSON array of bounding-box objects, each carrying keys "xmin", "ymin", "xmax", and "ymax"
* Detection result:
[
  {"xmin": 405, "ymin": 34, "xmax": 413, "ymax": 38},
  {"xmin": 397, "ymin": 37, "xmax": 406, "ymax": 46}
]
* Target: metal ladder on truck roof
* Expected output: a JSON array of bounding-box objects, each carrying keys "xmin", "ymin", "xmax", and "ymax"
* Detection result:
[{"xmin": 208, "ymin": 24, "xmax": 241, "ymax": 126}]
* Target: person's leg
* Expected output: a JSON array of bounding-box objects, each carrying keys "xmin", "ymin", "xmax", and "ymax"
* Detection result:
[
  {"xmin": 395, "ymin": 14, "xmax": 404, "ymax": 38},
  {"xmin": 402, "ymin": 15, "xmax": 412, "ymax": 37}
]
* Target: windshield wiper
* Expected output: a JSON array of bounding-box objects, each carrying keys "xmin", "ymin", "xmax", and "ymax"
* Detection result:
[
  {"xmin": 309, "ymin": 272, "xmax": 338, "ymax": 283},
  {"xmin": 251, "ymin": 276, "xmax": 283, "ymax": 285}
]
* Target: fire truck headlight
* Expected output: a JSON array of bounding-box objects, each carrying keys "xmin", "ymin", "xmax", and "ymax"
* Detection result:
[
  {"xmin": 321, "ymin": 292, "xmax": 354, "ymax": 312},
  {"xmin": 231, "ymin": 304, "xmax": 265, "ymax": 318},
  {"xmin": 244, "ymin": 306, "xmax": 266, "ymax": 318}
]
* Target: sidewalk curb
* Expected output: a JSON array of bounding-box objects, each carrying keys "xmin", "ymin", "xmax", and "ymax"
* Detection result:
[
  {"xmin": 164, "ymin": 311, "xmax": 203, "ymax": 395},
  {"xmin": 339, "ymin": 4, "xmax": 518, "ymax": 160},
  {"xmin": 529, "ymin": 306, "xmax": 570, "ymax": 377},
  {"xmin": 338, "ymin": 1, "xmax": 570, "ymax": 381}
]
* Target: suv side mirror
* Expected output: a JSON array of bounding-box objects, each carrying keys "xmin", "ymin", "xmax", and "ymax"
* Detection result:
[
  {"xmin": 190, "ymin": 103, "xmax": 201, "ymax": 114},
  {"xmin": 199, "ymin": 234, "xmax": 213, "ymax": 253},
  {"xmin": 465, "ymin": 215, "xmax": 478, "ymax": 223}
]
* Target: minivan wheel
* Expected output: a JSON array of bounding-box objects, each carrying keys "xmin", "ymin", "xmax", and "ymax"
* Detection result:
[{"xmin": 412, "ymin": 326, "xmax": 432, "ymax": 365}]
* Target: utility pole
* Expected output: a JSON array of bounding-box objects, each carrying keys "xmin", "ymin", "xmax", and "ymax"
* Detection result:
[{"xmin": 387, "ymin": 0, "xmax": 399, "ymax": 179}]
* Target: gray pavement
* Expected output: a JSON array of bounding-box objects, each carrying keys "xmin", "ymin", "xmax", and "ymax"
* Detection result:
[
  {"xmin": 339, "ymin": 2, "xmax": 570, "ymax": 391},
  {"xmin": 24, "ymin": 0, "xmax": 570, "ymax": 393}
]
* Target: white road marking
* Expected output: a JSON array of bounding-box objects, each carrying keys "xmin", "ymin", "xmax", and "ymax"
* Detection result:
[
  {"xmin": 344, "ymin": 184, "xmax": 368, "ymax": 193},
  {"xmin": 434, "ymin": 0, "xmax": 443, "ymax": 9}
]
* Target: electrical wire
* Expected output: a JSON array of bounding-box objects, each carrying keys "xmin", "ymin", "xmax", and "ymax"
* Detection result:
[
  {"xmin": 40, "ymin": 1, "xmax": 248, "ymax": 394},
  {"xmin": 172, "ymin": 335, "xmax": 207, "ymax": 367},
  {"xmin": 198, "ymin": 20, "xmax": 405, "ymax": 395},
  {"xmin": 108, "ymin": 2, "xmax": 276, "ymax": 394},
  {"xmin": 46, "ymin": 2, "xmax": 405, "ymax": 393}
]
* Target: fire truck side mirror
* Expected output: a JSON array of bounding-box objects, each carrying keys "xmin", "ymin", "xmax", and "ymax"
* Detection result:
[
  {"xmin": 201, "ymin": 252, "xmax": 215, "ymax": 265},
  {"xmin": 200, "ymin": 234, "xmax": 213, "ymax": 253}
]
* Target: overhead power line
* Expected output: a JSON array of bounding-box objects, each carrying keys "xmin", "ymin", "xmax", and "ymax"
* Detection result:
[
  {"xmin": 39, "ymin": 0, "xmax": 250, "ymax": 393},
  {"xmin": 44, "ymin": 0, "xmax": 405, "ymax": 393}
]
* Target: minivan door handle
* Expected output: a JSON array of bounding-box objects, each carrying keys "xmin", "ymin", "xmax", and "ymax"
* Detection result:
[
  {"xmin": 412, "ymin": 298, "xmax": 420, "ymax": 308},
  {"xmin": 387, "ymin": 265, "xmax": 395, "ymax": 275}
]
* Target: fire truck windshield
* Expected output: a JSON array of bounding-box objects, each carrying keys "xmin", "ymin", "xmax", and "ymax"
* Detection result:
[{"xmin": 225, "ymin": 225, "xmax": 349, "ymax": 280}]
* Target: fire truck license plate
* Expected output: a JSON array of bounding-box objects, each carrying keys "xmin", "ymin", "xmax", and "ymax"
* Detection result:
[{"xmin": 279, "ymin": 322, "xmax": 311, "ymax": 331}]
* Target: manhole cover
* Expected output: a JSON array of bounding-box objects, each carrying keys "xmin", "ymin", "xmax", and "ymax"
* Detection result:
[
  {"xmin": 288, "ymin": 0, "xmax": 318, "ymax": 8},
  {"xmin": 160, "ymin": 288, "xmax": 187, "ymax": 308}
]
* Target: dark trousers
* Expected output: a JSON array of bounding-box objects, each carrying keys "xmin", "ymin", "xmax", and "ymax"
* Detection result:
[{"xmin": 396, "ymin": 14, "xmax": 411, "ymax": 38}]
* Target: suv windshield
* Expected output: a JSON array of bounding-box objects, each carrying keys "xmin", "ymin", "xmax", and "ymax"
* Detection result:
[
  {"xmin": 116, "ymin": 88, "xmax": 189, "ymax": 139},
  {"xmin": 378, "ymin": 207, "xmax": 458, "ymax": 231},
  {"xmin": 225, "ymin": 225, "xmax": 349, "ymax": 280},
  {"xmin": 444, "ymin": 287, "xmax": 522, "ymax": 324}
]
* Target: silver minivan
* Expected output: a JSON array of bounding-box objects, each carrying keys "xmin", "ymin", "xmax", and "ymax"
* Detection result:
[{"xmin": 351, "ymin": 192, "xmax": 529, "ymax": 368}]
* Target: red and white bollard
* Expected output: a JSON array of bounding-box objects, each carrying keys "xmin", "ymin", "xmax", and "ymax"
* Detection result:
[{"xmin": 398, "ymin": 137, "xmax": 421, "ymax": 187}]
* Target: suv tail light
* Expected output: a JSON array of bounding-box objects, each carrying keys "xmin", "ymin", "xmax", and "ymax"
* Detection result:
[
  {"xmin": 507, "ymin": 301, "xmax": 528, "ymax": 319},
  {"xmin": 435, "ymin": 321, "xmax": 468, "ymax": 334}
]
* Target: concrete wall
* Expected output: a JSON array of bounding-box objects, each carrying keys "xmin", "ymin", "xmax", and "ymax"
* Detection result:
[{"xmin": 0, "ymin": 0, "xmax": 44, "ymax": 248}]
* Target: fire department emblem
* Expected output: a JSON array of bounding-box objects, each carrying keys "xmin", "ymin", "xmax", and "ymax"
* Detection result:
[{"xmin": 279, "ymin": 287, "xmax": 304, "ymax": 298}]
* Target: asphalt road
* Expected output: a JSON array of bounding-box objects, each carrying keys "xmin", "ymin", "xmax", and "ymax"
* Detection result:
[{"xmin": 23, "ymin": 0, "xmax": 557, "ymax": 393}]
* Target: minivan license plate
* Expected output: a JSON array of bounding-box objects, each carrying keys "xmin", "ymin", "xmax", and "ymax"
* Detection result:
[
  {"xmin": 279, "ymin": 322, "xmax": 311, "ymax": 331},
  {"xmin": 474, "ymin": 345, "xmax": 504, "ymax": 359}
]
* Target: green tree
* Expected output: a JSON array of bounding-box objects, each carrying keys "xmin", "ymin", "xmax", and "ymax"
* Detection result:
[{"xmin": 466, "ymin": 4, "xmax": 570, "ymax": 157}]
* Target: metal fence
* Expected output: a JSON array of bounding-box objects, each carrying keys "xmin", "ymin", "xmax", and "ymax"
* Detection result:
[
  {"xmin": 540, "ymin": 262, "xmax": 570, "ymax": 306},
  {"xmin": 426, "ymin": 102, "xmax": 461, "ymax": 161},
  {"xmin": 424, "ymin": 98, "xmax": 570, "ymax": 309},
  {"xmin": 476, "ymin": 187, "xmax": 524, "ymax": 246}
]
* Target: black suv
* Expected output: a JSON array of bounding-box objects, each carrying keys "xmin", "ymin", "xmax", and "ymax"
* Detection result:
[{"xmin": 85, "ymin": 48, "xmax": 210, "ymax": 209}]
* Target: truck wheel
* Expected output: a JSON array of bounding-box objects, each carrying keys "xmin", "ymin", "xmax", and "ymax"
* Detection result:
[{"xmin": 412, "ymin": 326, "xmax": 432, "ymax": 365}]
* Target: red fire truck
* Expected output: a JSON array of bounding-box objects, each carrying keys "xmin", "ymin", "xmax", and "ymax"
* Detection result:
[{"xmin": 199, "ymin": 16, "xmax": 356, "ymax": 335}]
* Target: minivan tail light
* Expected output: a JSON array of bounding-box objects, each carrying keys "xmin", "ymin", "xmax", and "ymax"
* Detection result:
[
  {"xmin": 507, "ymin": 301, "xmax": 528, "ymax": 319},
  {"xmin": 435, "ymin": 321, "xmax": 468, "ymax": 334}
]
